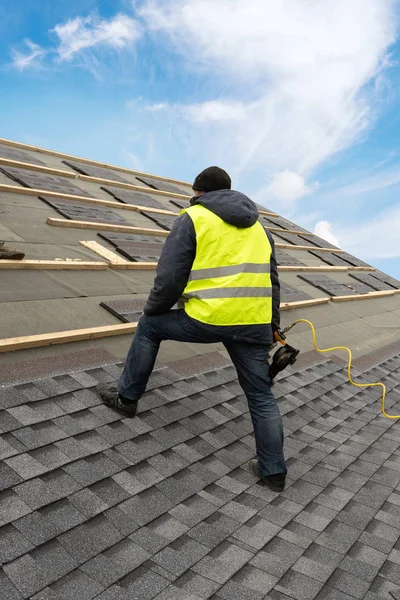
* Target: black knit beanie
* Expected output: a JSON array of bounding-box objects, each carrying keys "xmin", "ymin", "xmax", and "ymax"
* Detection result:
[{"xmin": 192, "ymin": 166, "xmax": 231, "ymax": 193}]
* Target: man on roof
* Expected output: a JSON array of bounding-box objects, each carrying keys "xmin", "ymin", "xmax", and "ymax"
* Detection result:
[{"xmin": 97, "ymin": 167, "xmax": 287, "ymax": 492}]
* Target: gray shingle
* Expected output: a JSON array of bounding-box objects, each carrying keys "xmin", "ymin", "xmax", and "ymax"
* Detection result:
[
  {"xmin": 152, "ymin": 535, "xmax": 210, "ymax": 576},
  {"xmin": 63, "ymin": 453, "xmax": 120, "ymax": 486},
  {"xmin": 58, "ymin": 515, "xmax": 123, "ymax": 564},
  {"xmin": 192, "ymin": 540, "xmax": 254, "ymax": 584},
  {"xmin": 81, "ymin": 538, "xmax": 150, "ymax": 586},
  {"xmin": 15, "ymin": 498, "xmax": 85, "ymax": 545},
  {"xmin": 156, "ymin": 469, "xmax": 205, "ymax": 504},
  {"xmin": 13, "ymin": 422, "xmax": 67, "ymax": 450},
  {"xmin": 315, "ymin": 520, "xmax": 361, "ymax": 554},
  {"xmin": 14, "ymin": 469, "xmax": 81, "ymax": 510},
  {"xmin": 117, "ymin": 434, "xmax": 165, "ymax": 464},
  {"xmin": 174, "ymin": 570, "xmax": 220, "ymax": 598},
  {"xmin": 188, "ymin": 512, "xmax": 239, "ymax": 549},
  {"xmin": 0, "ymin": 523, "xmax": 34, "ymax": 563},
  {"xmin": 232, "ymin": 515, "xmax": 281, "ymax": 550},
  {"xmin": 251, "ymin": 536, "xmax": 304, "ymax": 578},
  {"xmin": 33, "ymin": 569, "xmax": 104, "ymax": 600},
  {"xmin": 0, "ymin": 461, "xmax": 23, "ymax": 490},
  {"xmin": 115, "ymin": 565, "xmax": 170, "ymax": 599},
  {"xmin": 119, "ymin": 486, "xmax": 174, "ymax": 526},
  {"xmin": 275, "ymin": 568, "xmax": 324, "ymax": 600},
  {"xmin": 0, "ymin": 490, "xmax": 31, "ymax": 527},
  {"xmin": 0, "ymin": 570, "xmax": 23, "ymax": 600},
  {"xmin": 169, "ymin": 494, "xmax": 217, "ymax": 527},
  {"xmin": 328, "ymin": 569, "xmax": 370, "ymax": 599}
]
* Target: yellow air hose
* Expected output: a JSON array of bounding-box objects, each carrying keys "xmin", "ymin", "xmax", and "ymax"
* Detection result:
[{"xmin": 284, "ymin": 318, "xmax": 399, "ymax": 420}]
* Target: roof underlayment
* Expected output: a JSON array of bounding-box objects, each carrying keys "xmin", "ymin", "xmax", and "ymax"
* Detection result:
[{"xmin": 0, "ymin": 138, "xmax": 400, "ymax": 600}]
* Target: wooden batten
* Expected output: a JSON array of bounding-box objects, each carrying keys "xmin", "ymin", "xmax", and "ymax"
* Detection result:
[
  {"xmin": 79, "ymin": 241, "xmax": 128, "ymax": 264},
  {"xmin": 259, "ymin": 210, "xmax": 279, "ymax": 217},
  {"xmin": 47, "ymin": 217, "xmax": 169, "ymax": 237},
  {"xmin": 0, "ymin": 323, "xmax": 137, "ymax": 353},
  {"xmin": 0, "ymin": 260, "xmax": 107, "ymax": 270},
  {"xmin": 279, "ymin": 266, "xmax": 375, "ymax": 272},
  {"xmin": 331, "ymin": 290, "xmax": 400, "ymax": 302},
  {"xmin": 280, "ymin": 298, "xmax": 330, "ymax": 311},
  {"xmin": 110, "ymin": 262, "xmax": 158, "ymax": 270},
  {"xmin": 267, "ymin": 227, "xmax": 315, "ymax": 236},
  {"xmin": 275, "ymin": 243, "xmax": 345, "ymax": 253}
]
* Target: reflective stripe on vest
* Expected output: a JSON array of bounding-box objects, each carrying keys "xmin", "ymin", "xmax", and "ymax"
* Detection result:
[
  {"xmin": 181, "ymin": 204, "xmax": 272, "ymax": 326},
  {"xmin": 188, "ymin": 262, "xmax": 270, "ymax": 281}
]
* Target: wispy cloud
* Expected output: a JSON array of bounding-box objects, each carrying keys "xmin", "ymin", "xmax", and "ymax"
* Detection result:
[
  {"xmin": 53, "ymin": 14, "xmax": 141, "ymax": 61},
  {"xmin": 139, "ymin": 0, "xmax": 396, "ymax": 201},
  {"xmin": 11, "ymin": 39, "xmax": 47, "ymax": 71},
  {"xmin": 10, "ymin": 12, "xmax": 141, "ymax": 73}
]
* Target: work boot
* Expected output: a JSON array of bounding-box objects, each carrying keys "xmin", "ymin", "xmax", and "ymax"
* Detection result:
[
  {"xmin": 96, "ymin": 383, "xmax": 137, "ymax": 418},
  {"xmin": 0, "ymin": 244, "xmax": 25, "ymax": 260},
  {"xmin": 249, "ymin": 458, "xmax": 286, "ymax": 492}
]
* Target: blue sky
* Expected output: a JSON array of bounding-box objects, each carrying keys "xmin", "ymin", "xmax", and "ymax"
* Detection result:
[{"xmin": 1, "ymin": 0, "xmax": 400, "ymax": 277}]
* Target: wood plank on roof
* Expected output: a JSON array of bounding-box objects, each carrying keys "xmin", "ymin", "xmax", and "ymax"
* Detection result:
[
  {"xmin": 47, "ymin": 218, "xmax": 169, "ymax": 237},
  {"xmin": 0, "ymin": 260, "xmax": 107, "ymax": 270},
  {"xmin": 332, "ymin": 290, "xmax": 400, "ymax": 302},
  {"xmin": 0, "ymin": 323, "xmax": 137, "ymax": 353},
  {"xmin": 79, "ymin": 241, "xmax": 129, "ymax": 264}
]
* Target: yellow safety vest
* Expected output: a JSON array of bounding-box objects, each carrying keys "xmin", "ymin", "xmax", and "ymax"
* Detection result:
[{"xmin": 181, "ymin": 204, "xmax": 272, "ymax": 326}]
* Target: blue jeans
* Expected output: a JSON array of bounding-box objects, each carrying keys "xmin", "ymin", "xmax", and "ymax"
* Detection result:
[{"xmin": 118, "ymin": 310, "xmax": 286, "ymax": 477}]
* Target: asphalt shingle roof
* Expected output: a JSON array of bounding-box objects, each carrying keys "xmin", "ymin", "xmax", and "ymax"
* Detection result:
[{"xmin": 0, "ymin": 351, "xmax": 400, "ymax": 599}]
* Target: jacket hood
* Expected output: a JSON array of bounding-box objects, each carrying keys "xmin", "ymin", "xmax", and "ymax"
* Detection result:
[{"xmin": 191, "ymin": 189, "xmax": 259, "ymax": 228}]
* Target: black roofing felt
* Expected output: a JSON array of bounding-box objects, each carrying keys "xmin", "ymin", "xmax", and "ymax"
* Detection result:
[
  {"xmin": 39, "ymin": 196, "xmax": 127, "ymax": 225},
  {"xmin": 101, "ymin": 185, "xmax": 174, "ymax": 211},
  {"xmin": 1, "ymin": 352, "xmax": 400, "ymax": 599},
  {"xmin": 0, "ymin": 165, "xmax": 94, "ymax": 197},
  {"xmin": 0, "ymin": 144, "xmax": 46, "ymax": 166},
  {"xmin": 62, "ymin": 160, "xmax": 131, "ymax": 185}
]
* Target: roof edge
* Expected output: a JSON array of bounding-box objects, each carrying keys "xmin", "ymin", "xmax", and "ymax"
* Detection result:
[{"xmin": 0, "ymin": 137, "xmax": 191, "ymax": 187}]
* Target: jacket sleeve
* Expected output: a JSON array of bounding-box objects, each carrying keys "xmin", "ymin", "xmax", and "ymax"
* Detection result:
[
  {"xmin": 143, "ymin": 213, "xmax": 196, "ymax": 316},
  {"xmin": 265, "ymin": 229, "xmax": 280, "ymax": 332}
]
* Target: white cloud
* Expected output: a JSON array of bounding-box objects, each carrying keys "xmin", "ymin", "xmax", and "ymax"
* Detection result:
[
  {"xmin": 314, "ymin": 220, "xmax": 341, "ymax": 247},
  {"xmin": 139, "ymin": 0, "xmax": 396, "ymax": 183},
  {"xmin": 144, "ymin": 103, "xmax": 169, "ymax": 112},
  {"xmin": 11, "ymin": 40, "xmax": 46, "ymax": 71},
  {"xmin": 53, "ymin": 14, "xmax": 141, "ymax": 61},
  {"xmin": 11, "ymin": 13, "xmax": 141, "ymax": 72},
  {"xmin": 265, "ymin": 170, "xmax": 319, "ymax": 203}
]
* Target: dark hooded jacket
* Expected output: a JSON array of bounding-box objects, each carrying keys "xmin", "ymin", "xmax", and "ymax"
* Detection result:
[{"xmin": 143, "ymin": 190, "xmax": 280, "ymax": 344}]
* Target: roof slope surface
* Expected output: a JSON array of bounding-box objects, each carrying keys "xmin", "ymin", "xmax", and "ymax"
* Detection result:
[{"xmin": 0, "ymin": 138, "xmax": 400, "ymax": 599}]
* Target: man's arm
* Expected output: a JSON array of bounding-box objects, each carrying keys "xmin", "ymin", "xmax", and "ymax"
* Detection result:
[
  {"xmin": 265, "ymin": 229, "xmax": 280, "ymax": 332},
  {"xmin": 143, "ymin": 213, "xmax": 196, "ymax": 315}
]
